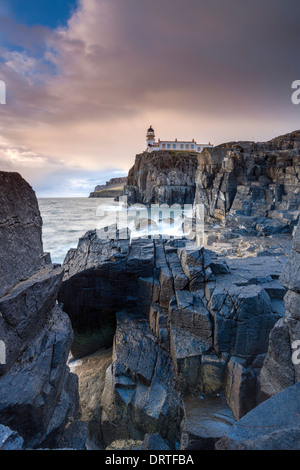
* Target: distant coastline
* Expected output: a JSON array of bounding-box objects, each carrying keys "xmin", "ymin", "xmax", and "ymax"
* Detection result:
[{"xmin": 89, "ymin": 176, "xmax": 127, "ymax": 198}]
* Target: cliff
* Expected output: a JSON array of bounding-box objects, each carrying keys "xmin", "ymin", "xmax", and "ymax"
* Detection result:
[
  {"xmin": 0, "ymin": 171, "xmax": 87, "ymax": 449},
  {"xmin": 125, "ymin": 151, "xmax": 198, "ymax": 205},
  {"xmin": 124, "ymin": 131, "xmax": 300, "ymax": 234},
  {"xmin": 195, "ymin": 131, "xmax": 300, "ymax": 224}
]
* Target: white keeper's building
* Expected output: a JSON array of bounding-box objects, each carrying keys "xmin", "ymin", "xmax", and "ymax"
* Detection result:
[{"xmin": 146, "ymin": 126, "xmax": 213, "ymax": 153}]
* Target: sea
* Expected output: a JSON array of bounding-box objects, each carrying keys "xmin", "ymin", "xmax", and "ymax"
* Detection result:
[
  {"xmin": 38, "ymin": 197, "xmax": 195, "ymax": 265},
  {"xmin": 38, "ymin": 197, "xmax": 116, "ymax": 265}
]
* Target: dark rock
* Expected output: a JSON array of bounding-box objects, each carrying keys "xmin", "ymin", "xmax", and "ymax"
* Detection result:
[
  {"xmin": 100, "ymin": 312, "xmax": 183, "ymax": 448},
  {"xmin": 144, "ymin": 433, "xmax": 170, "ymax": 450},
  {"xmin": 225, "ymin": 357, "xmax": 256, "ymax": 420},
  {"xmin": 125, "ymin": 151, "xmax": 198, "ymax": 205},
  {"xmin": 58, "ymin": 421, "xmax": 88, "ymax": 450},
  {"xmin": 0, "ymin": 172, "xmax": 45, "ymax": 298},
  {"xmin": 216, "ymin": 382, "xmax": 300, "ymax": 450},
  {"xmin": 0, "ymin": 424, "xmax": 24, "ymax": 450},
  {"xmin": 0, "ymin": 306, "xmax": 75, "ymax": 448},
  {"xmin": 180, "ymin": 395, "xmax": 235, "ymax": 450},
  {"xmin": 0, "ymin": 171, "xmax": 84, "ymax": 450},
  {"xmin": 260, "ymin": 219, "xmax": 300, "ymax": 398}
]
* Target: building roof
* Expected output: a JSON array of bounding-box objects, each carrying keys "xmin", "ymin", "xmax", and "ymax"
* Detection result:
[{"xmin": 147, "ymin": 126, "xmax": 154, "ymax": 133}]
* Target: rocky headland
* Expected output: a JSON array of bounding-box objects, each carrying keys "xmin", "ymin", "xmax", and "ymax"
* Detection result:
[
  {"xmin": 0, "ymin": 129, "xmax": 299, "ymax": 451},
  {"xmin": 89, "ymin": 177, "xmax": 127, "ymax": 198}
]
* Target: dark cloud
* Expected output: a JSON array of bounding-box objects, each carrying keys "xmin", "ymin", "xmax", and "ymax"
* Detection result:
[{"xmin": 0, "ymin": 0, "xmax": 299, "ymax": 195}]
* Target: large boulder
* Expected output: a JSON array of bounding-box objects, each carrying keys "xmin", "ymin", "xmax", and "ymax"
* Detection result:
[
  {"xmin": 0, "ymin": 172, "xmax": 85, "ymax": 449},
  {"xmin": 0, "ymin": 171, "xmax": 46, "ymax": 298}
]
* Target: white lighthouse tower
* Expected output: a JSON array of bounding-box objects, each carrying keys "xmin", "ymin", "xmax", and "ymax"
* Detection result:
[{"xmin": 146, "ymin": 126, "xmax": 155, "ymax": 150}]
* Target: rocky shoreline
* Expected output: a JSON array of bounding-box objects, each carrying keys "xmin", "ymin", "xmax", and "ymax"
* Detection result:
[{"xmin": 0, "ymin": 129, "xmax": 299, "ymax": 450}]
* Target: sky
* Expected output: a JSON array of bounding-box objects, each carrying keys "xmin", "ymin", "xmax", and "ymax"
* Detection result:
[{"xmin": 0, "ymin": 0, "xmax": 300, "ymax": 196}]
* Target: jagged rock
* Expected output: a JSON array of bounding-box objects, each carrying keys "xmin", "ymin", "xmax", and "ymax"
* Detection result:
[
  {"xmin": 169, "ymin": 290, "xmax": 213, "ymax": 344},
  {"xmin": 59, "ymin": 226, "xmax": 289, "ymax": 447},
  {"xmin": 169, "ymin": 325, "xmax": 209, "ymax": 395},
  {"xmin": 0, "ymin": 264, "xmax": 64, "ymax": 375},
  {"xmin": 0, "ymin": 424, "xmax": 24, "ymax": 450},
  {"xmin": 0, "ymin": 305, "xmax": 78, "ymax": 448},
  {"xmin": 69, "ymin": 348, "xmax": 113, "ymax": 449},
  {"xmin": 58, "ymin": 233, "xmax": 155, "ymax": 358},
  {"xmin": 216, "ymin": 382, "xmax": 300, "ymax": 450},
  {"xmin": 0, "ymin": 171, "xmax": 46, "ymax": 299},
  {"xmin": 144, "ymin": 433, "xmax": 170, "ymax": 450},
  {"xmin": 225, "ymin": 357, "xmax": 256, "ymax": 420},
  {"xmin": 100, "ymin": 312, "xmax": 183, "ymax": 448},
  {"xmin": 208, "ymin": 284, "xmax": 278, "ymax": 358},
  {"xmin": 0, "ymin": 171, "xmax": 84, "ymax": 450},
  {"xmin": 260, "ymin": 219, "xmax": 300, "ymax": 399},
  {"xmin": 194, "ymin": 132, "xmax": 300, "ymax": 228}
]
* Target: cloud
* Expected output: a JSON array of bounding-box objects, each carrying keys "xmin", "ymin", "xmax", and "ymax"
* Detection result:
[{"xmin": 0, "ymin": 0, "xmax": 300, "ymax": 195}]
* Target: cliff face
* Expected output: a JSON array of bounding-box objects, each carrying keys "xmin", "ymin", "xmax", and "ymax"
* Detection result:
[
  {"xmin": 125, "ymin": 151, "xmax": 198, "ymax": 205},
  {"xmin": 195, "ymin": 131, "xmax": 300, "ymax": 223},
  {"xmin": 0, "ymin": 172, "xmax": 87, "ymax": 449},
  {"xmin": 125, "ymin": 131, "xmax": 300, "ymax": 234}
]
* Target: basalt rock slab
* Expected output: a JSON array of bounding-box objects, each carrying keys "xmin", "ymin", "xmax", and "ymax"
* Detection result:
[
  {"xmin": 216, "ymin": 381, "xmax": 300, "ymax": 450},
  {"xmin": 0, "ymin": 306, "xmax": 78, "ymax": 448},
  {"xmin": 59, "ymin": 223, "xmax": 290, "ymax": 448},
  {"xmin": 0, "ymin": 172, "xmax": 46, "ymax": 298},
  {"xmin": 180, "ymin": 395, "xmax": 235, "ymax": 450},
  {"xmin": 101, "ymin": 312, "xmax": 183, "ymax": 448},
  {"xmin": 260, "ymin": 219, "xmax": 300, "ymax": 399},
  {"xmin": 0, "ymin": 264, "xmax": 64, "ymax": 375}
]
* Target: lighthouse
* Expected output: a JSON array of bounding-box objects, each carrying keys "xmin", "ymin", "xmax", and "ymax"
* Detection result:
[
  {"xmin": 146, "ymin": 126, "xmax": 155, "ymax": 149},
  {"xmin": 145, "ymin": 125, "xmax": 213, "ymax": 153}
]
